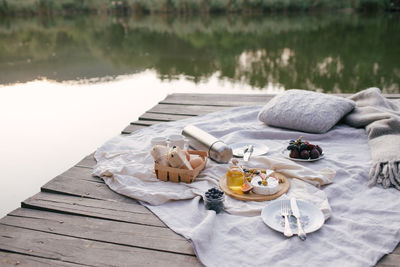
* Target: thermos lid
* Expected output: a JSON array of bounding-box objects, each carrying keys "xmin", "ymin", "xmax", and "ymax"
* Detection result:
[{"xmin": 209, "ymin": 141, "xmax": 233, "ymax": 164}]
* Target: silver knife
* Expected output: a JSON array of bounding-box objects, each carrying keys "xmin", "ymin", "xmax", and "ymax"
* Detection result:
[
  {"xmin": 243, "ymin": 145, "xmax": 253, "ymax": 162},
  {"xmin": 290, "ymin": 197, "xmax": 307, "ymax": 241}
]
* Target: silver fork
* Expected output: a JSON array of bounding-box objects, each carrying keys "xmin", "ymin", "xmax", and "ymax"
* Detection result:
[{"xmin": 281, "ymin": 200, "xmax": 293, "ymax": 237}]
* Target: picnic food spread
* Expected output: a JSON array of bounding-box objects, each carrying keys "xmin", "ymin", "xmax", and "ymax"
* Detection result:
[
  {"xmin": 148, "ymin": 125, "xmax": 331, "ymax": 241},
  {"xmin": 148, "ymin": 135, "xmax": 318, "ymax": 239},
  {"xmin": 94, "ymin": 88, "xmax": 400, "ymax": 267},
  {"xmin": 147, "ymin": 131, "xmax": 330, "ymax": 240}
]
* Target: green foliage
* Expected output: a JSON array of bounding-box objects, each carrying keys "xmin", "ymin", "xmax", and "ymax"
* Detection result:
[
  {"xmin": 36, "ymin": 0, "xmax": 54, "ymax": 13},
  {"xmin": 0, "ymin": 0, "xmax": 399, "ymax": 15},
  {"xmin": 0, "ymin": 0, "xmax": 8, "ymax": 15},
  {"xmin": 0, "ymin": 14, "xmax": 399, "ymax": 93},
  {"xmin": 357, "ymin": 0, "xmax": 390, "ymax": 11}
]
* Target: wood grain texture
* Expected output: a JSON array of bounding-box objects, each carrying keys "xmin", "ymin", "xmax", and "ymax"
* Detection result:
[
  {"xmin": 22, "ymin": 192, "xmax": 165, "ymax": 227},
  {"xmin": 131, "ymin": 120, "xmax": 164, "ymax": 126},
  {"xmin": 393, "ymin": 244, "xmax": 400, "ymax": 255},
  {"xmin": 0, "ymin": 251, "xmax": 81, "ymax": 267},
  {"xmin": 42, "ymin": 174, "xmax": 133, "ymax": 203},
  {"xmin": 147, "ymin": 103, "xmax": 227, "ymax": 116},
  {"xmin": 3, "ymin": 208, "xmax": 194, "ymax": 255},
  {"xmin": 377, "ymin": 253, "xmax": 400, "ymax": 267},
  {"xmin": 121, "ymin": 124, "xmax": 147, "ymax": 134},
  {"xmin": 75, "ymin": 152, "xmax": 97, "ymax": 169},
  {"xmin": 0, "ymin": 224, "xmax": 200, "ymax": 267},
  {"xmin": 56, "ymin": 166, "xmax": 103, "ymax": 184},
  {"xmin": 161, "ymin": 93, "xmax": 273, "ymax": 106},
  {"xmin": 139, "ymin": 112, "xmax": 193, "ymax": 122}
]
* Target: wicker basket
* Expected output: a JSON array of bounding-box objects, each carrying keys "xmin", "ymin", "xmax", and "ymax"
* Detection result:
[{"xmin": 154, "ymin": 150, "xmax": 207, "ymax": 183}]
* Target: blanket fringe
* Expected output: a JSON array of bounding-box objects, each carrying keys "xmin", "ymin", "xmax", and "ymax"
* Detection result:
[{"xmin": 369, "ymin": 161, "xmax": 400, "ymax": 190}]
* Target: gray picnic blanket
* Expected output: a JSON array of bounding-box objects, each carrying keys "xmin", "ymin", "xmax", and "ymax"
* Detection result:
[
  {"xmin": 344, "ymin": 87, "xmax": 400, "ymax": 189},
  {"xmin": 93, "ymin": 91, "xmax": 400, "ymax": 267}
]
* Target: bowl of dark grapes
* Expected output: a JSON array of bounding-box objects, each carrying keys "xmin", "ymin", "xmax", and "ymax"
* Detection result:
[
  {"xmin": 204, "ymin": 188, "xmax": 224, "ymax": 213},
  {"xmin": 283, "ymin": 136, "xmax": 324, "ymax": 162}
]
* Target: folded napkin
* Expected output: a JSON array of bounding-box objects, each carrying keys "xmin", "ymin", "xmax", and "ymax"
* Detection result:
[
  {"xmin": 250, "ymin": 156, "xmax": 335, "ymax": 187},
  {"xmin": 344, "ymin": 88, "xmax": 400, "ymax": 189}
]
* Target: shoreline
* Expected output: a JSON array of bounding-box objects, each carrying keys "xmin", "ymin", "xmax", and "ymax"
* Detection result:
[{"xmin": 1, "ymin": 1, "xmax": 399, "ymax": 18}]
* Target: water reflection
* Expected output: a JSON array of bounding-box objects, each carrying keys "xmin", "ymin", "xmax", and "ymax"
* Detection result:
[
  {"xmin": 0, "ymin": 70, "xmax": 275, "ymax": 218},
  {"xmin": 0, "ymin": 14, "xmax": 399, "ymax": 92}
]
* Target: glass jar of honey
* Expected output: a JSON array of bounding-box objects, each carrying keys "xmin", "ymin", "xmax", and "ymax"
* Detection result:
[{"xmin": 226, "ymin": 159, "xmax": 244, "ymax": 192}]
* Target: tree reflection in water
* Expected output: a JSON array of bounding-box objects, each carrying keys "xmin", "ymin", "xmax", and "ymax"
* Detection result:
[{"xmin": 0, "ymin": 14, "xmax": 399, "ymax": 93}]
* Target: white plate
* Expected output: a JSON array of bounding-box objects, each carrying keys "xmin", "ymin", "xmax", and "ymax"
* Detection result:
[
  {"xmin": 261, "ymin": 199, "xmax": 324, "ymax": 235},
  {"xmin": 281, "ymin": 149, "xmax": 324, "ymax": 162},
  {"xmin": 231, "ymin": 142, "xmax": 269, "ymax": 158}
]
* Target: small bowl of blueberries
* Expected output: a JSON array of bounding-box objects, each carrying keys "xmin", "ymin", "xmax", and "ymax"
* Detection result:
[{"xmin": 204, "ymin": 188, "xmax": 224, "ymax": 214}]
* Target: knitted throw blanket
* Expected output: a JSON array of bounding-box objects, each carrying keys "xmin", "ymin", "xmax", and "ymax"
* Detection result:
[{"xmin": 344, "ymin": 87, "xmax": 400, "ymax": 189}]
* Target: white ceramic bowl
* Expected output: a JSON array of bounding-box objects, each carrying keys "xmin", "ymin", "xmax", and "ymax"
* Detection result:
[{"xmin": 251, "ymin": 176, "xmax": 279, "ymax": 195}]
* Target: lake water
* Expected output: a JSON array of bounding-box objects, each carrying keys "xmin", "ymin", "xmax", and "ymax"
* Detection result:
[{"xmin": 0, "ymin": 13, "xmax": 399, "ymax": 217}]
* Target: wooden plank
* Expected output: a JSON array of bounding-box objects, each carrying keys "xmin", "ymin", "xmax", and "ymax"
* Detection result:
[
  {"xmin": 139, "ymin": 112, "xmax": 193, "ymax": 122},
  {"xmin": 75, "ymin": 152, "xmax": 96, "ymax": 169},
  {"xmin": 41, "ymin": 165, "xmax": 125, "ymax": 201},
  {"xmin": 131, "ymin": 120, "xmax": 164, "ymax": 126},
  {"xmin": 161, "ymin": 93, "xmax": 272, "ymax": 106},
  {"xmin": 166, "ymin": 93, "xmax": 275, "ymax": 99},
  {"xmin": 394, "ymin": 244, "xmax": 400, "ymax": 255},
  {"xmin": 376, "ymin": 253, "xmax": 400, "ymax": 267},
  {"xmin": 22, "ymin": 192, "xmax": 165, "ymax": 227},
  {"xmin": 3, "ymin": 208, "xmax": 194, "ymax": 255},
  {"xmin": 147, "ymin": 103, "xmax": 228, "ymax": 116},
  {"xmin": 385, "ymin": 94, "xmax": 400, "ymax": 99},
  {"xmin": 0, "ymin": 224, "xmax": 200, "ymax": 267},
  {"xmin": 0, "ymin": 251, "xmax": 80, "ymax": 267},
  {"xmin": 41, "ymin": 165, "xmax": 140, "ymax": 203},
  {"xmin": 56, "ymin": 166, "xmax": 103, "ymax": 184},
  {"xmin": 122, "ymin": 124, "xmax": 147, "ymax": 134},
  {"xmin": 376, "ymin": 263, "xmax": 398, "ymax": 267},
  {"xmin": 161, "ymin": 93, "xmax": 400, "ymax": 108},
  {"xmin": 41, "ymin": 175, "xmax": 134, "ymax": 203}
]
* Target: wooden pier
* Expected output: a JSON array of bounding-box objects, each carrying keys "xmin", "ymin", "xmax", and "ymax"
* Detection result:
[{"xmin": 1, "ymin": 93, "xmax": 399, "ymax": 266}]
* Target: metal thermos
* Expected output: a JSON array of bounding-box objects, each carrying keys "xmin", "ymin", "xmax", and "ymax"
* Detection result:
[{"xmin": 182, "ymin": 125, "xmax": 232, "ymax": 163}]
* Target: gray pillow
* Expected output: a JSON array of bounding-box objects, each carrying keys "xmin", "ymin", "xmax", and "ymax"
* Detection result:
[{"xmin": 258, "ymin": 89, "xmax": 355, "ymax": 133}]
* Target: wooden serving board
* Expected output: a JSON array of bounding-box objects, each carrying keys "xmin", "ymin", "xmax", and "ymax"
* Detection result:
[{"xmin": 219, "ymin": 172, "xmax": 290, "ymax": 201}]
